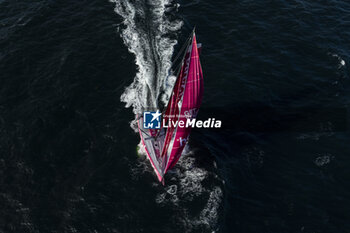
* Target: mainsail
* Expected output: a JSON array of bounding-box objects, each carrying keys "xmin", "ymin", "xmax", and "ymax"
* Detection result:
[{"xmin": 137, "ymin": 30, "xmax": 203, "ymax": 182}]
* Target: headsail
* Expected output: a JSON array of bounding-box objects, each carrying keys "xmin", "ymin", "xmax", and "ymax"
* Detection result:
[
  {"xmin": 138, "ymin": 30, "xmax": 204, "ymax": 182},
  {"xmin": 162, "ymin": 31, "xmax": 204, "ymax": 173}
]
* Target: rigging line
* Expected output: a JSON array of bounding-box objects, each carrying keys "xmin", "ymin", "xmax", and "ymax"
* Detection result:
[
  {"xmin": 162, "ymin": 34, "xmax": 193, "ymax": 115},
  {"xmin": 172, "ymin": 29, "xmax": 195, "ymax": 80},
  {"xmin": 171, "ymin": 34, "xmax": 192, "ymax": 67}
]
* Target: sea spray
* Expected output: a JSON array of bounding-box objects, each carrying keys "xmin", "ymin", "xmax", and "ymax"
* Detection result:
[{"xmin": 110, "ymin": 0, "xmax": 182, "ymax": 122}]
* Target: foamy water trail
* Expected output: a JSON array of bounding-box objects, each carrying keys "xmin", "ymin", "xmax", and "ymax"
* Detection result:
[
  {"xmin": 155, "ymin": 154, "xmax": 223, "ymax": 232},
  {"xmin": 130, "ymin": 149, "xmax": 223, "ymax": 231},
  {"xmin": 110, "ymin": 0, "xmax": 182, "ymax": 116}
]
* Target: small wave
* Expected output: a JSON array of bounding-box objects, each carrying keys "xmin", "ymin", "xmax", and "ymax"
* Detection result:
[
  {"xmin": 296, "ymin": 121, "xmax": 334, "ymax": 140},
  {"xmin": 330, "ymin": 53, "xmax": 346, "ymax": 69},
  {"xmin": 197, "ymin": 186, "xmax": 223, "ymax": 229},
  {"xmin": 314, "ymin": 154, "xmax": 334, "ymax": 167}
]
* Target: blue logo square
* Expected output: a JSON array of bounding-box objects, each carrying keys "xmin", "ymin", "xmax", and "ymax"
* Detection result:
[{"xmin": 143, "ymin": 110, "xmax": 161, "ymax": 129}]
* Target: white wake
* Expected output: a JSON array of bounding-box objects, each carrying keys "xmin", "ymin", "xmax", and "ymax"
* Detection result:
[{"xmin": 110, "ymin": 0, "xmax": 182, "ymax": 115}]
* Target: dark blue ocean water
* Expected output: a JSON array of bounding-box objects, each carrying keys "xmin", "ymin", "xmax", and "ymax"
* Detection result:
[{"xmin": 1, "ymin": 0, "xmax": 350, "ymax": 232}]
